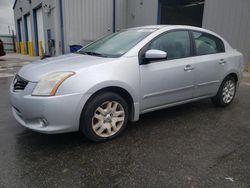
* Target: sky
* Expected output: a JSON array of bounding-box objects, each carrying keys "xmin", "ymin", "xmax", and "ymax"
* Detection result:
[{"xmin": 0, "ymin": 0, "xmax": 15, "ymax": 35}]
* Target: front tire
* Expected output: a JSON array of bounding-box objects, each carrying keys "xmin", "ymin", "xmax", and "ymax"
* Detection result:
[
  {"xmin": 211, "ymin": 76, "xmax": 237, "ymax": 107},
  {"xmin": 80, "ymin": 92, "xmax": 129, "ymax": 142}
]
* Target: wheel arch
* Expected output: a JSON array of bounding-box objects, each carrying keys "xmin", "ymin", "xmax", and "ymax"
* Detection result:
[
  {"xmin": 216, "ymin": 71, "xmax": 239, "ymax": 95},
  {"xmin": 76, "ymin": 84, "xmax": 139, "ymax": 130},
  {"xmin": 86, "ymin": 86, "xmax": 135, "ymax": 120},
  {"xmin": 226, "ymin": 72, "xmax": 238, "ymax": 82}
]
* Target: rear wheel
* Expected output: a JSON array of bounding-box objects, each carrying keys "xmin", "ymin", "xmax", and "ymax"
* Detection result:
[
  {"xmin": 80, "ymin": 92, "xmax": 129, "ymax": 142},
  {"xmin": 211, "ymin": 76, "xmax": 237, "ymax": 107}
]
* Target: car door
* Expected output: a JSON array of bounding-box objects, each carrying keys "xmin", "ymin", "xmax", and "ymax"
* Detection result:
[
  {"xmin": 139, "ymin": 30, "xmax": 195, "ymax": 112},
  {"xmin": 191, "ymin": 31, "xmax": 227, "ymax": 98}
]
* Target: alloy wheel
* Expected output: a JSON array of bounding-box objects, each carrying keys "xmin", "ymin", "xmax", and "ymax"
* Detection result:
[
  {"xmin": 222, "ymin": 80, "xmax": 236, "ymax": 104},
  {"xmin": 92, "ymin": 101, "xmax": 125, "ymax": 138}
]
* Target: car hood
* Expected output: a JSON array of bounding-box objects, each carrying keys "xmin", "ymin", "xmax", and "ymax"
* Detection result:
[{"xmin": 18, "ymin": 53, "xmax": 115, "ymax": 82}]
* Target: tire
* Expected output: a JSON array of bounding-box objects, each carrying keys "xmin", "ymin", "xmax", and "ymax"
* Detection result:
[
  {"xmin": 80, "ymin": 92, "xmax": 129, "ymax": 142},
  {"xmin": 211, "ymin": 75, "xmax": 237, "ymax": 107}
]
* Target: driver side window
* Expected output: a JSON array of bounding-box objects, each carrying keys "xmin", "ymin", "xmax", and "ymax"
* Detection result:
[{"xmin": 149, "ymin": 31, "xmax": 191, "ymax": 60}]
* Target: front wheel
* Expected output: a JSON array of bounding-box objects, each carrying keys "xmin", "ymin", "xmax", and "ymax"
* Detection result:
[
  {"xmin": 80, "ymin": 92, "xmax": 129, "ymax": 142},
  {"xmin": 211, "ymin": 76, "xmax": 237, "ymax": 107}
]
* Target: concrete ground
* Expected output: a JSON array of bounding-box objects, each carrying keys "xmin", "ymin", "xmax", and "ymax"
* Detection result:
[{"xmin": 0, "ymin": 54, "xmax": 250, "ymax": 188}]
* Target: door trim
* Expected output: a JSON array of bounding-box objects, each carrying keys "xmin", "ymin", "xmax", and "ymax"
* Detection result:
[
  {"xmin": 143, "ymin": 85, "xmax": 194, "ymax": 99},
  {"xmin": 197, "ymin": 80, "xmax": 220, "ymax": 86}
]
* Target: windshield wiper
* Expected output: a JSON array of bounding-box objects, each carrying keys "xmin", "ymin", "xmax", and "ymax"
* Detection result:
[{"xmin": 81, "ymin": 51, "xmax": 108, "ymax": 57}]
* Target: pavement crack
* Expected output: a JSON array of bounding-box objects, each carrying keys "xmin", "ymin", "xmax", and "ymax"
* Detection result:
[
  {"xmin": 209, "ymin": 144, "xmax": 244, "ymax": 169},
  {"xmin": 209, "ymin": 150, "xmax": 236, "ymax": 169}
]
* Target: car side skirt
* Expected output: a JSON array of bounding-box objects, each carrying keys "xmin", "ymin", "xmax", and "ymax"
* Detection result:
[{"xmin": 140, "ymin": 95, "xmax": 213, "ymax": 114}]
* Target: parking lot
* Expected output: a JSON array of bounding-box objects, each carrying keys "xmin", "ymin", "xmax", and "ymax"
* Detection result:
[{"xmin": 0, "ymin": 55, "xmax": 250, "ymax": 188}]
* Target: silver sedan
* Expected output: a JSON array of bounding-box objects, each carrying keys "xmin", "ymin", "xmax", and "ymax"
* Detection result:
[{"xmin": 10, "ymin": 25, "xmax": 244, "ymax": 141}]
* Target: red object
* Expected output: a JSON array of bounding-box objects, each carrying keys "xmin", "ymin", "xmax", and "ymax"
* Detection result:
[{"xmin": 0, "ymin": 39, "xmax": 6, "ymax": 56}]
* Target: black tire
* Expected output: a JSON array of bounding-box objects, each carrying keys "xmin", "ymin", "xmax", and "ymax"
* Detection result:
[
  {"xmin": 211, "ymin": 75, "xmax": 237, "ymax": 107},
  {"xmin": 80, "ymin": 92, "xmax": 129, "ymax": 142}
]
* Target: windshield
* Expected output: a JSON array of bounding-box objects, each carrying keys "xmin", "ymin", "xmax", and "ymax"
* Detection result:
[{"xmin": 78, "ymin": 29, "xmax": 155, "ymax": 57}]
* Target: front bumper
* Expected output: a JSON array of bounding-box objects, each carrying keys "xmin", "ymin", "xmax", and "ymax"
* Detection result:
[{"xmin": 10, "ymin": 81, "xmax": 83, "ymax": 134}]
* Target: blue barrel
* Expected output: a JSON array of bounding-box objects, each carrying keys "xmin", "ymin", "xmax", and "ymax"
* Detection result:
[{"xmin": 69, "ymin": 45, "xmax": 83, "ymax": 53}]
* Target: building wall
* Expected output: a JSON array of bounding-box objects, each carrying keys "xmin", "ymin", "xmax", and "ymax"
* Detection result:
[
  {"xmin": 63, "ymin": 0, "xmax": 113, "ymax": 52},
  {"xmin": 14, "ymin": 0, "xmax": 128, "ymax": 56},
  {"xmin": 13, "ymin": 0, "xmax": 158, "ymax": 56},
  {"xmin": 14, "ymin": 0, "xmax": 249, "ymax": 64},
  {"xmin": 115, "ymin": 0, "xmax": 128, "ymax": 31},
  {"xmin": 62, "ymin": 0, "xmax": 128, "ymax": 53},
  {"xmin": 127, "ymin": 0, "xmax": 158, "ymax": 28},
  {"xmin": 203, "ymin": 0, "xmax": 250, "ymax": 67},
  {"xmin": 13, "ymin": 0, "xmax": 62, "ymax": 56}
]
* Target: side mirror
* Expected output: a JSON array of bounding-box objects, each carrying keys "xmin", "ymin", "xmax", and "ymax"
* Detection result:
[{"xmin": 143, "ymin": 49, "xmax": 167, "ymax": 63}]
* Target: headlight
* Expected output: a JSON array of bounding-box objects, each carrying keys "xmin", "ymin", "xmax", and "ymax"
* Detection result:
[{"xmin": 32, "ymin": 71, "xmax": 75, "ymax": 96}]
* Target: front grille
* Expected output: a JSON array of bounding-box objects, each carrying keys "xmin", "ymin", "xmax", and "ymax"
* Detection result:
[{"xmin": 13, "ymin": 75, "xmax": 28, "ymax": 91}]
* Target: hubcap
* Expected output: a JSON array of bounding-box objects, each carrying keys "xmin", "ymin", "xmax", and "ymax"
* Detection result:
[
  {"xmin": 92, "ymin": 101, "xmax": 125, "ymax": 138},
  {"xmin": 222, "ymin": 80, "xmax": 236, "ymax": 104}
]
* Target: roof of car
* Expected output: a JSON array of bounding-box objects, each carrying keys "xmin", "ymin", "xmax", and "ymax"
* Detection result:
[
  {"xmin": 130, "ymin": 25, "xmax": 206, "ymax": 31},
  {"xmin": 129, "ymin": 25, "xmax": 222, "ymax": 38},
  {"xmin": 130, "ymin": 25, "xmax": 168, "ymax": 30},
  {"xmin": 126, "ymin": 25, "xmax": 232, "ymax": 51}
]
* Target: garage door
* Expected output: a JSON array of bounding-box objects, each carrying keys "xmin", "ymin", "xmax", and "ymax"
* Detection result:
[
  {"xmin": 26, "ymin": 15, "xmax": 32, "ymax": 42},
  {"xmin": 17, "ymin": 19, "xmax": 25, "ymax": 54},
  {"xmin": 36, "ymin": 7, "xmax": 45, "ymax": 56},
  {"xmin": 25, "ymin": 15, "xmax": 33, "ymax": 56},
  {"xmin": 159, "ymin": 0, "xmax": 205, "ymax": 27},
  {"xmin": 17, "ymin": 19, "xmax": 23, "ymax": 42}
]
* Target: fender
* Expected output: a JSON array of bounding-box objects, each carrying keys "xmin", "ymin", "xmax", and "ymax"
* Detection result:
[{"xmin": 73, "ymin": 80, "xmax": 140, "ymax": 130}]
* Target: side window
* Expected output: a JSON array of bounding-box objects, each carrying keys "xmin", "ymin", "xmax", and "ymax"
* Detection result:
[
  {"xmin": 149, "ymin": 31, "xmax": 191, "ymax": 60},
  {"xmin": 193, "ymin": 31, "xmax": 225, "ymax": 56}
]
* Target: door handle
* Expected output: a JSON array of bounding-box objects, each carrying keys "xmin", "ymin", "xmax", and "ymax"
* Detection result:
[
  {"xmin": 184, "ymin": 64, "xmax": 194, "ymax": 71},
  {"xmin": 218, "ymin": 59, "xmax": 227, "ymax": 65}
]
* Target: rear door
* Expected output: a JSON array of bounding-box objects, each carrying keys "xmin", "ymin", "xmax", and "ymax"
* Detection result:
[
  {"xmin": 191, "ymin": 31, "xmax": 227, "ymax": 98},
  {"xmin": 139, "ymin": 30, "xmax": 195, "ymax": 112}
]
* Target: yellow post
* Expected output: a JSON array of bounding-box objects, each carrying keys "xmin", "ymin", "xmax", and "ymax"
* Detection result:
[
  {"xmin": 28, "ymin": 41, "xmax": 30, "ymax": 55},
  {"xmin": 39, "ymin": 41, "xmax": 44, "ymax": 58},
  {"xmin": 28, "ymin": 41, "xmax": 34, "ymax": 56},
  {"xmin": 248, "ymin": 63, "xmax": 250, "ymax": 73},
  {"xmin": 20, "ymin": 42, "xmax": 25, "ymax": 55},
  {"xmin": 15, "ymin": 42, "xmax": 19, "ymax": 53},
  {"xmin": 30, "ymin": 41, "xmax": 34, "ymax": 56},
  {"xmin": 28, "ymin": 42, "xmax": 31, "ymax": 56}
]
